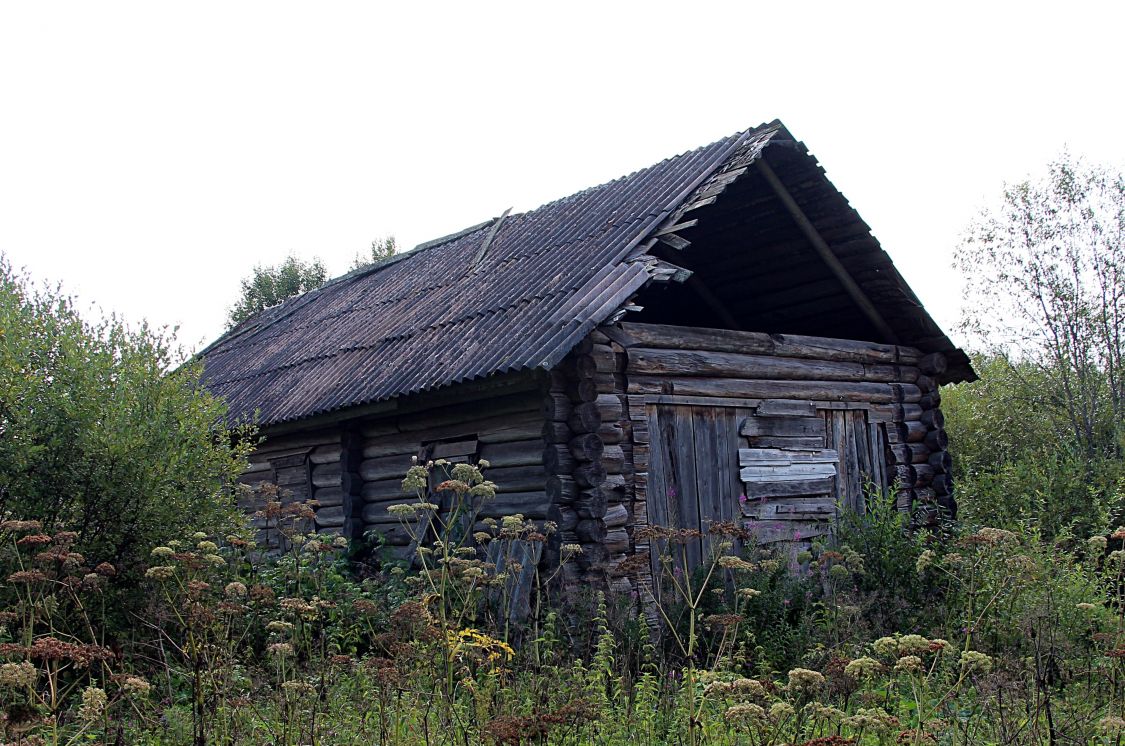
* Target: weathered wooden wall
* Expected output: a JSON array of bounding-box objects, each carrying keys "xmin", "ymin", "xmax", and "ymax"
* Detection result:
[
  {"xmin": 242, "ymin": 375, "xmax": 551, "ymax": 556},
  {"xmin": 595, "ymin": 321, "xmax": 953, "ymax": 598}
]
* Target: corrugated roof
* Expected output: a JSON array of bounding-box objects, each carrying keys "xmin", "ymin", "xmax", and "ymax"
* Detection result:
[{"xmin": 199, "ymin": 120, "xmax": 969, "ymax": 427}]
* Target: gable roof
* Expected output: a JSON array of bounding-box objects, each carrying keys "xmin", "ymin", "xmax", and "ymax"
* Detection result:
[{"xmin": 200, "ymin": 121, "xmax": 971, "ymax": 427}]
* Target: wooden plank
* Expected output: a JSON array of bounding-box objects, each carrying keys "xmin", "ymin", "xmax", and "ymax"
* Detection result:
[
  {"xmin": 741, "ymin": 463, "xmax": 838, "ymax": 481},
  {"xmin": 431, "ymin": 439, "xmax": 479, "ymax": 460},
  {"xmin": 744, "ymin": 520, "xmax": 831, "ymax": 545},
  {"xmin": 851, "ymin": 410, "xmax": 872, "ymax": 515},
  {"xmin": 739, "ymin": 448, "xmax": 839, "ymax": 465},
  {"xmin": 692, "ymin": 407, "xmax": 721, "ymax": 558},
  {"xmin": 756, "ymin": 399, "xmax": 817, "ymax": 418},
  {"xmin": 746, "ymin": 436, "xmax": 827, "ymax": 449},
  {"xmin": 671, "ymin": 406, "xmax": 702, "ymax": 572},
  {"xmin": 744, "ymin": 497, "xmax": 838, "ymax": 521},
  {"xmin": 742, "ymin": 478, "xmax": 835, "ymax": 499},
  {"xmin": 628, "ymin": 347, "xmax": 912, "ymax": 383},
  {"xmin": 740, "ymin": 416, "xmax": 826, "ymax": 438},
  {"xmin": 645, "ymin": 405, "xmax": 670, "ymax": 600}
]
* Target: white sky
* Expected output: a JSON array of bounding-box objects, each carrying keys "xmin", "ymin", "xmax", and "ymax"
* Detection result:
[{"xmin": 2, "ymin": 2, "xmax": 1123, "ymax": 354}]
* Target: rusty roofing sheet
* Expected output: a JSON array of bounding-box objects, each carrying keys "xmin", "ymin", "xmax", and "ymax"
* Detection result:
[{"xmin": 201, "ymin": 123, "xmax": 778, "ymax": 425}]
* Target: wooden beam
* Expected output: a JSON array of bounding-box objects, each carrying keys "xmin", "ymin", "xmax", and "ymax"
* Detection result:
[
  {"xmin": 755, "ymin": 159, "xmax": 899, "ymax": 344},
  {"xmin": 686, "ymin": 275, "xmax": 742, "ymax": 331}
]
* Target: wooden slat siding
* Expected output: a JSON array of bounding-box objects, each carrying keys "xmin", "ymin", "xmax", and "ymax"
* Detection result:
[
  {"xmin": 671, "ymin": 406, "xmax": 703, "ymax": 571},
  {"xmin": 339, "ymin": 429, "xmax": 364, "ymax": 538},
  {"xmin": 645, "ymin": 405, "xmax": 671, "ymax": 602},
  {"xmin": 692, "ymin": 407, "xmax": 721, "ymax": 559}
]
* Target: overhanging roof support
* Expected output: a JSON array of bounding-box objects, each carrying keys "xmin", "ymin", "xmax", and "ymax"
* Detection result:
[{"xmin": 756, "ymin": 158, "xmax": 899, "ymax": 344}]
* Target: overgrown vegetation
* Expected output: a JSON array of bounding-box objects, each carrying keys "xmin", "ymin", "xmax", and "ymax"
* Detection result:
[{"xmin": 2, "ymin": 476, "xmax": 1125, "ymax": 744}]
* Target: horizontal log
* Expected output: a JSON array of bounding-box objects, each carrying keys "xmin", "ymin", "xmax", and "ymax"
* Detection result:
[
  {"xmin": 889, "ymin": 443, "xmax": 931, "ymax": 464},
  {"xmin": 568, "ymin": 403, "xmax": 601, "ymax": 434},
  {"xmin": 929, "ymin": 450, "xmax": 952, "ymax": 473},
  {"xmin": 896, "ymin": 421, "xmax": 927, "ymax": 443},
  {"xmin": 311, "ymin": 462, "xmax": 342, "ymax": 488},
  {"xmin": 362, "ymin": 478, "xmax": 412, "ymax": 502},
  {"xmin": 362, "ymin": 440, "xmax": 419, "ymax": 459},
  {"xmin": 546, "ymin": 476, "xmax": 577, "ymax": 503},
  {"xmin": 573, "ymin": 379, "xmax": 599, "ymax": 403},
  {"xmin": 628, "ymin": 376, "xmax": 920, "ymax": 404},
  {"xmin": 919, "ymin": 390, "xmax": 941, "ymax": 410},
  {"xmin": 914, "ymin": 487, "xmax": 937, "ymax": 503},
  {"xmin": 397, "ymin": 392, "xmax": 542, "ymax": 434},
  {"xmin": 739, "ymin": 448, "xmax": 838, "ymax": 465},
  {"xmin": 924, "ymin": 429, "xmax": 949, "ymax": 451},
  {"xmin": 915, "ymin": 375, "xmax": 936, "ymax": 393},
  {"xmin": 542, "ymin": 421, "xmax": 572, "ymax": 444},
  {"xmin": 487, "ymin": 465, "xmax": 547, "ymax": 493},
  {"xmin": 309, "ymin": 444, "xmax": 342, "ymax": 464},
  {"xmin": 479, "ymin": 439, "xmax": 543, "ymax": 468},
  {"xmin": 477, "ymin": 492, "xmax": 549, "ymax": 519},
  {"xmin": 569, "ymin": 433, "xmax": 604, "ymax": 462},
  {"xmin": 596, "ymin": 394, "xmax": 625, "ymax": 423},
  {"xmin": 601, "ymin": 445, "xmax": 626, "ymax": 474},
  {"xmin": 627, "ymin": 347, "xmax": 919, "ymax": 384},
  {"xmin": 893, "ymin": 464, "xmax": 917, "ymax": 486},
  {"xmin": 576, "ymin": 519, "xmax": 607, "ymax": 543},
  {"xmin": 542, "ymin": 392, "xmax": 572, "ymax": 421},
  {"xmin": 913, "ymin": 464, "xmax": 935, "ymax": 486},
  {"xmin": 431, "ymin": 439, "xmax": 478, "ymax": 460},
  {"xmin": 574, "ymin": 462, "xmax": 608, "ymax": 489},
  {"xmin": 362, "ymin": 409, "xmax": 543, "ymax": 447},
  {"xmin": 598, "ymin": 422, "xmax": 625, "ymax": 444},
  {"xmin": 556, "ymin": 506, "xmax": 578, "ymax": 532},
  {"xmin": 315, "ymin": 505, "xmax": 345, "ymax": 527},
  {"xmin": 590, "ymin": 345, "xmax": 618, "ymax": 373},
  {"xmin": 869, "ymin": 403, "xmax": 922, "ymax": 422},
  {"xmin": 359, "ymin": 454, "xmax": 416, "ymax": 482},
  {"xmin": 253, "ymin": 430, "xmax": 339, "ymax": 456},
  {"xmin": 575, "ymin": 487, "xmax": 608, "ymax": 519},
  {"xmin": 313, "ymin": 487, "xmax": 344, "ymax": 508},
  {"xmin": 605, "ymin": 528, "xmax": 629, "ymax": 554},
  {"xmin": 603, "ymin": 473, "xmax": 627, "ymax": 494},
  {"xmin": 575, "ymin": 543, "xmax": 609, "ymax": 570},
  {"xmin": 617, "ymin": 322, "xmax": 922, "ymax": 365},
  {"xmin": 604, "ymin": 503, "xmax": 629, "ymax": 528},
  {"xmin": 920, "ymin": 409, "xmax": 944, "ymax": 429},
  {"xmin": 543, "ymin": 445, "xmax": 574, "ymax": 475}
]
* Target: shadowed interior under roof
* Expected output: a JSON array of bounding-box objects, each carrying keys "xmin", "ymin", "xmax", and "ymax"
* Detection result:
[{"xmin": 200, "ymin": 121, "xmax": 972, "ymax": 427}]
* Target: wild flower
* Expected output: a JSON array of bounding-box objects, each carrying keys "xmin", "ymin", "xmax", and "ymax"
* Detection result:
[
  {"xmin": 191, "ymin": 532, "xmax": 208, "ymax": 541},
  {"xmin": 1100, "ymin": 715, "xmax": 1125, "ymax": 733},
  {"xmin": 737, "ymin": 587, "xmax": 761, "ymax": 600},
  {"xmin": 332, "ymin": 535, "xmax": 348, "ymax": 548},
  {"xmin": 225, "ymin": 582, "xmax": 248, "ymax": 598},
  {"xmin": 401, "ymin": 465, "xmax": 429, "ymax": 493},
  {"xmin": 267, "ymin": 642, "xmax": 294, "ymax": 659},
  {"xmin": 828, "ymin": 563, "xmax": 850, "ymax": 580},
  {"xmin": 894, "ymin": 655, "xmax": 923, "ymax": 674},
  {"xmin": 281, "ymin": 680, "xmax": 315, "ymax": 696},
  {"xmin": 718, "ymin": 556, "xmax": 756, "ymax": 572},
  {"xmin": 7, "ymin": 570, "xmax": 47, "ymax": 583},
  {"xmin": 0, "ymin": 661, "xmax": 36, "ymax": 688},
  {"xmin": 725, "ymin": 703, "xmax": 767, "ymax": 725},
  {"xmin": 451, "ymin": 462, "xmax": 483, "ymax": 484},
  {"xmin": 122, "ymin": 676, "xmax": 151, "ymax": 697},
  {"xmin": 916, "ymin": 549, "xmax": 936, "ymax": 574},
  {"xmin": 897, "ymin": 634, "xmax": 931, "ymax": 656},
  {"xmin": 844, "ymin": 657, "xmax": 882, "ymax": 680},
  {"xmin": 732, "ymin": 678, "xmax": 767, "ymax": 698},
  {"xmin": 17, "ymin": 534, "xmax": 52, "ymax": 547},
  {"xmin": 1, "ymin": 520, "xmax": 42, "ymax": 532},
  {"xmin": 843, "ymin": 707, "xmax": 898, "ymax": 732},
  {"xmin": 94, "ymin": 562, "xmax": 115, "ymax": 577},
  {"xmin": 470, "ymin": 481, "xmax": 497, "ymax": 500},
  {"xmin": 959, "ymin": 650, "xmax": 993, "ymax": 674},
  {"xmin": 769, "ymin": 701, "xmax": 796, "ymax": 721},
  {"xmin": 196, "ymin": 540, "xmax": 219, "ymax": 552},
  {"xmin": 1077, "ymin": 602, "xmax": 1098, "ymax": 612},
  {"xmin": 872, "ymin": 636, "xmax": 900, "ymax": 658},
  {"xmin": 267, "ymin": 620, "xmax": 295, "ymax": 634},
  {"xmin": 1088, "ymin": 535, "xmax": 1108, "ymax": 553},
  {"xmin": 787, "ymin": 667, "xmax": 825, "ymax": 693},
  {"xmin": 77, "ymin": 686, "xmax": 108, "ymax": 723}
]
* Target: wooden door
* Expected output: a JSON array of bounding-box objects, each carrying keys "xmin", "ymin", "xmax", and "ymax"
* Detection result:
[{"xmin": 646, "ymin": 400, "xmax": 887, "ymax": 576}]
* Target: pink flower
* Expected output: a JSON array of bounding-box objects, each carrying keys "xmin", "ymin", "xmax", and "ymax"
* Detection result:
[{"xmin": 738, "ymin": 494, "xmax": 748, "ymax": 505}]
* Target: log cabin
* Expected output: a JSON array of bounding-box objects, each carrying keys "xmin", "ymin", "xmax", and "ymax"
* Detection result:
[{"xmin": 198, "ymin": 120, "xmax": 974, "ymax": 594}]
